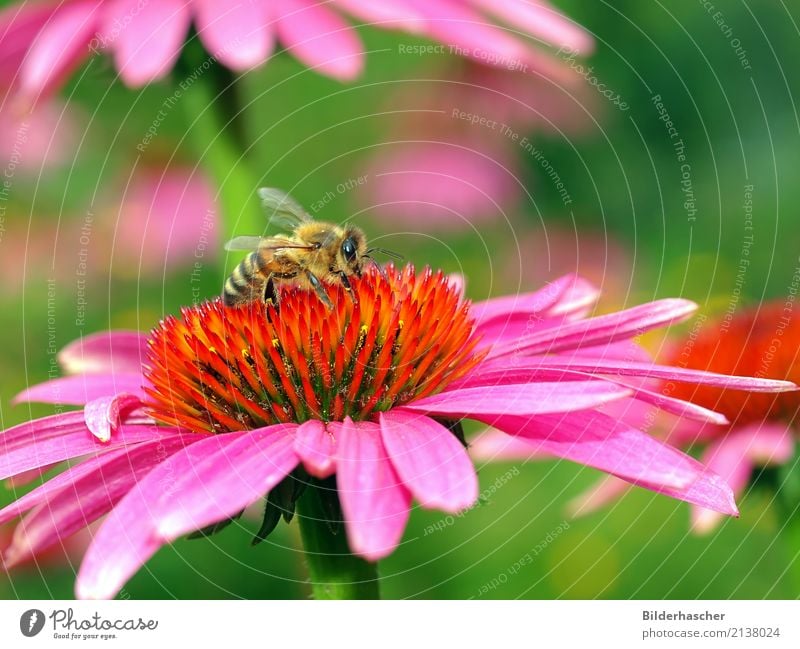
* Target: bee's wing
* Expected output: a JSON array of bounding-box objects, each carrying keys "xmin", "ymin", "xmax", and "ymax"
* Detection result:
[
  {"xmin": 224, "ymin": 235, "xmax": 317, "ymax": 252},
  {"xmin": 258, "ymin": 187, "xmax": 313, "ymax": 231},
  {"xmin": 224, "ymin": 236, "xmax": 265, "ymax": 251}
]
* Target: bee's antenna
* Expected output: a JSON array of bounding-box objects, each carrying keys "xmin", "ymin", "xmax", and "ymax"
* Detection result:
[
  {"xmin": 363, "ymin": 256, "xmax": 389, "ymax": 281},
  {"xmin": 366, "ymin": 247, "xmax": 404, "ymax": 261}
]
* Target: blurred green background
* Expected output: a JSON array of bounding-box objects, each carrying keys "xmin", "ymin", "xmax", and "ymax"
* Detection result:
[{"xmin": 2, "ymin": 0, "xmax": 799, "ymax": 598}]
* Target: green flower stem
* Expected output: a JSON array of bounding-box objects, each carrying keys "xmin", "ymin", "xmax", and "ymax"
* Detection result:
[
  {"xmin": 296, "ymin": 486, "xmax": 381, "ymax": 599},
  {"xmin": 177, "ymin": 41, "xmax": 264, "ymax": 246}
]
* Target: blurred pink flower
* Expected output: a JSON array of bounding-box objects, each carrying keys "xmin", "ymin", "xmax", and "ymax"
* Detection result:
[
  {"xmin": 110, "ymin": 165, "xmax": 218, "ymax": 275},
  {"xmin": 0, "ymin": 98, "xmax": 78, "ymax": 170},
  {"xmin": 362, "ymin": 140, "xmax": 520, "ymax": 229},
  {"xmin": 0, "ymin": 268, "xmax": 792, "ymax": 598},
  {"xmin": 357, "ymin": 59, "xmax": 594, "ymax": 230},
  {"xmin": 0, "ymin": 0, "xmax": 592, "ymax": 102}
]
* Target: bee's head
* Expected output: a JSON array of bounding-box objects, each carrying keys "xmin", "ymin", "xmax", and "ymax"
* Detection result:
[{"xmin": 338, "ymin": 226, "xmax": 367, "ymax": 278}]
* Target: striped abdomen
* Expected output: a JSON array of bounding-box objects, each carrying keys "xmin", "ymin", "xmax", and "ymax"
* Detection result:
[{"xmin": 223, "ymin": 251, "xmax": 269, "ymax": 306}]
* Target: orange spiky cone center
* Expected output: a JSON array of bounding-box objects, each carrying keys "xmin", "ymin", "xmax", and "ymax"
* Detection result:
[
  {"xmin": 143, "ymin": 265, "xmax": 483, "ymax": 434},
  {"xmin": 667, "ymin": 303, "xmax": 800, "ymax": 427}
]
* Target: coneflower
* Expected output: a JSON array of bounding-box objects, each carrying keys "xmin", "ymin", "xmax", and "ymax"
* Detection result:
[{"xmin": 1, "ymin": 267, "xmax": 793, "ymax": 598}]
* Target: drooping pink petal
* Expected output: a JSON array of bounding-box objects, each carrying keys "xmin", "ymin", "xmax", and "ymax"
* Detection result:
[
  {"xmin": 58, "ymin": 331, "xmax": 149, "ymax": 375},
  {"xmin": 487, "ymin": 298, "xmax": 698, "ymax": 359},
  {"xmin": 13, "ymin": 372, "xmax": 146, "ymax": 405},
  {"xmin": 275, "ymin": 0, "xmax": 364, "ymax": 81},
  {"xmin": 83, "ymin": 393, "xmax": 143, "ymax": 442},
  {"xmin": 402, "ymin": 381, "xmax": 631, "ymax": 418},
  {"xmin": 567, "ymin": 475, "xmax": 632, "ymax": 517},
  {"xmin": 194, "ymin": 0, "xmax": 273, "ymax": 70},
  {"xmin": 331, "ymin": 418, "xmax": 411, "ymax": 561},
  {"xmin": 471, "ymin": 0, "xmax": 594, "ymax": 54},
  {"xmin": 18, "ymin": 0, "xmax": 100, "ymax": 100},
  {"xmin": 691, "ymin": 422, "xmax": 794, "ymax": 534},
  {"xmin": 294, "ymin": 419, "xmax": 335, "ymax": 478},
  {"xmin": 525, "ymin": 357, "xmax": 797, "ymax": 393},
  {"xmin": 379, "ymin": 410, "xmax": 478, "ymax": 512},
  {"xmin": 490, "ymin": 411, "xmax": 738, "ymax": 515},
  {"xmin": 76, "ymin": 425, "xmax": 298, "ymax": 599},
  {"xmin": 0, "ymin": 418, "xmax": 173, "ymax": 480},
  {"xmin": 100, "ymin": 0, "xmax": 191, "ymax": 86},
  {"xmin": 2, "ymin": 433, "xmax": 201, "ymax": 565}
]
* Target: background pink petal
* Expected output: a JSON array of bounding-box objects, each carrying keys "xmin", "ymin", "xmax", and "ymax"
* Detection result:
[
  {"xmin": 14, "ymin": 372, "xmax": 146, "ymax": 405},
  {"xmin": 275, "ymin": 0, "xmax": 364, "ymax": 80},
  {"xmin": 195, "ymin": 0, "xmax": 273, "ymax": 70},
  {"xmin": 331, "ymin": 418, "xmax": 411, "ymax": 561},
  {"xmin": 58, "ymin": 331, "xmax": 149, "ymax": 375},
  {"xmin": 19, "ymin": 0, "xmax": 99, "ymax": 100},
  {"xmin": 101, "ymin": 0, "xmax": 191, "ymax": 86},
  {"xmin": 380, "ymin": 411, "xmax": 478, "ymax": 512}
]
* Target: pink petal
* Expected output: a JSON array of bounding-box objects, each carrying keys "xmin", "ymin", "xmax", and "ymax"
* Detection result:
[
  {"xmin": 528, "ymin": 357, "xmax": 797, "ymax": 393},
  {"xmin": 275, "ymin": 0, "xmax": 364, "ymax": 80},
  {"xmin": 194, "ymin": 0, "xmax": 273, "ymax": 70},
  {"xmin": 0, "ymin": 2, "xmax": 57, "ymax": 88},
  {"xmin": 379, "ymin": 410, "xmax": 478, "ymax": 512},
  {"xmin": 13, "ymin": 372, "xmax": 146, "ymax": 405},
  {"xmin": 331, "ymin": 418, "xmax": 411, "ymax": 561},
  {"xmin": 334, "ymin": 0, "xmax": 424, "ymax": 32},
  {"xmin": 294, "ymin": 419, "xmax": 335, "ymax": 478},
  {"xmin": 58, "ymin": 330, "xmax": 148, "ymax": 375},
  {"xmin": 76, "ymin": 425, "xmax": 298, "ymax": 599},
  {"xmin": 100, "ymin": 0, "xmax": 191, "ymax": 86},
  {"xmin": 408, "ymin": 0, "xmax": 529, "ymax": 70},
  {"xmin": 691, "ymin": 422, "xmax": 794, "ymax": 534},
  {"xmin": 491, "ymin": 411, "xmax": 738, "ymax": 515},
  {"xmin": 402, "ymin": 381, "xmax": 631, "ymax": 418},
  {"xmin": 19, "ymin": 0, "xmax": 99, "ymax": 100},
  {"xmin": 567, "ymin": 475, "xmax": 631, "ymax": 517},
  {"xmin": 0, "ymin": 417, "xmax": 174, "ymax": 480},
  {"xmin": 469, "ymin": 427, "xmax": 552, "ymax": 461},
  {"xmin": 84, "ymin": 394, "xmax": 143, "ymax": 442},
  {"xmin": 471, "ymin": 0, "xmax": 594, "ymax": 54},
  {"xmin": 2, "ymin": 434, "xmax": 200, "ymax": 566},
  {"xmin": 487, "ymin": 298, "xmax": 698, "ymax": 359},
  {"xmin": 471, "ymin": 273, "xmax": 595, "ymax": 325}
]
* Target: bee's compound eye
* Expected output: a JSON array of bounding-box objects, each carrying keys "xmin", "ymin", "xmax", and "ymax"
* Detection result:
[{"xmin": 341, "ymin": 237, "xmax": 357, "ymax": 263}]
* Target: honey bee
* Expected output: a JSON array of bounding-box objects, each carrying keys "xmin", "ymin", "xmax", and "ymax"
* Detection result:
[{"xmin": 223, "ymin": 188, "xmax": 389, "ymax": 308}]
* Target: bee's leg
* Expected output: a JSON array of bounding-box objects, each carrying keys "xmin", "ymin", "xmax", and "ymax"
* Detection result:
[
  {"xmin": 306, "ymin": 271, "xmax": 334, "ymax": 309},
  {"xmin": 339, "ymin": 272, "xmax": 359, "ymax": 305},
  {"xmin": 262, "ymin": 275, "xmax": 279, "ymax": 307}
]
